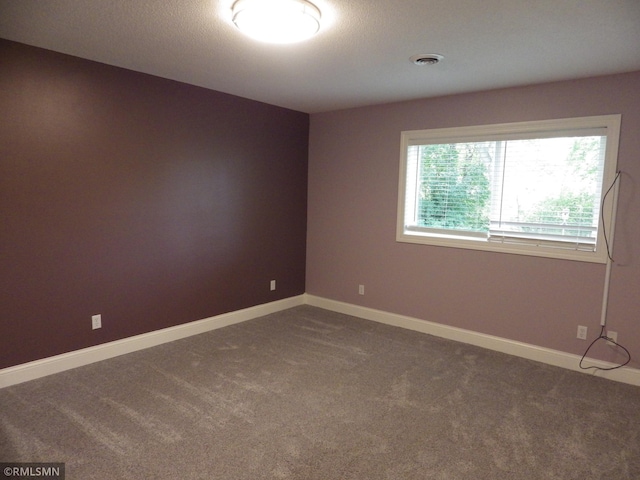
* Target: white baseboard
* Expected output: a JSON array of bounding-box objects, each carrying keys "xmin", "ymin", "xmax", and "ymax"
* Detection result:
[
  {"xmin": 0, "ymin": 295, "xmax": 305, "ymax": 388},
  {"xmin": 3, "ymin": 293, "xmax": 637, "ymax": 389},
  {"xmin": 305, "ymin": 294, "xmax": 640, "ymax": 387}
]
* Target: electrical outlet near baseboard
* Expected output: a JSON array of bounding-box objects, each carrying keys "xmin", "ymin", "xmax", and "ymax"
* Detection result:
[
  {"xmin": 577, "ymin": 325, "xmax": 587, "ymax": 340},
  {"xmin": 92, "ymin": 314, "xmax": 102, "ymax": 330},
  {"xmin": 358, "ymin": 284, "xmax": 365, "ymax": 295},
  {"xmin": 606, "ymin": 330, "xmax": 618, "ymax": 346}
]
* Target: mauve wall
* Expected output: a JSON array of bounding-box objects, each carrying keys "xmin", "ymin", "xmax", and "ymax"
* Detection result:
[
  {"xmin": 0, "ymin": 40, "xmax": 308, "ymax": 369},
  {"xmin": 307, "ymin": 72, "xmax": 640, "ymax": 365}
]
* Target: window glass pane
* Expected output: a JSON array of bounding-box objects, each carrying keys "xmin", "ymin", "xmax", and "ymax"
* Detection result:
[
  {"xmin": 415, "ymin": 142, "xmax": 491, "ymax": 233},
  {"xmin": 407, "ymin": 135, "xmax": 605, "ymax": 245},
  {"xmin": 490, "ymin": 136, "xmax": 605, "ymax": 245},
  {"xmin": 397, "ymin": 115, "xmax": 620, "ymax": 263}
]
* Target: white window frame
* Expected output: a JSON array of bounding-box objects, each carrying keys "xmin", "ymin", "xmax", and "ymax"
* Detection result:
[{"xmin": 396, "ymin": 115, "xmax": 621, "ymax": 263}]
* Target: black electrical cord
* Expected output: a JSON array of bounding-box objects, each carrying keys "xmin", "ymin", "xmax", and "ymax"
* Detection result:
[
  {"xmin": 601, "ymin": 170, "xmax": 621, "ymax": 262},
  {"xmin": 579, "ymin": 170, "xmax": 631, "ymax": 371},
  {"xmin": 579, "ymin": 325, "xmax": 631, "ymax": 371}
]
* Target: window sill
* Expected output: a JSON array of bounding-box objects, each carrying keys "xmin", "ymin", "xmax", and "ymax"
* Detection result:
[{"xmin": 396, "ymin": 230, "xmax": 608, "ymax": 264}]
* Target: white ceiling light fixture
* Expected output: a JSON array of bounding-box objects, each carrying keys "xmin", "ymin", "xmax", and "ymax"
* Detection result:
[{"xmin": 232, "ymin": 0, "xmax": 322, "ymax": 44}]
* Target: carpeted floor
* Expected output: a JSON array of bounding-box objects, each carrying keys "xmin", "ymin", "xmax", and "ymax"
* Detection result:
[{"xmin": 1, "ymin": 305, "xmax": 639, "ymax": 479}]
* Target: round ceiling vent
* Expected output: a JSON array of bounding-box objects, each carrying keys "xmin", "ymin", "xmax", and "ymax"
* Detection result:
[{"xmin": 410, "ymin": 54, "xmax": 444, "ymax": 66}]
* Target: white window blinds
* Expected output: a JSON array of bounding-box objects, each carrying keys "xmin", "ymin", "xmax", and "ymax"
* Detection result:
[{"xmin": 397, "ymin": 115, "xmax": 621, "ymax": 263}]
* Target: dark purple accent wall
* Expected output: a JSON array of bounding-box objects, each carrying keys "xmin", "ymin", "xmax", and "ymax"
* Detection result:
[{"xmin": 0, "ymin": 39, "xmax": 308, "ymax": 369}]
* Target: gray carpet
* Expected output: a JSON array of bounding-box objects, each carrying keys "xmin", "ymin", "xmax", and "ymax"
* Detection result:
[{"xmin": 1, "ymin": 305, "xmax": 639, "ymax": 479}]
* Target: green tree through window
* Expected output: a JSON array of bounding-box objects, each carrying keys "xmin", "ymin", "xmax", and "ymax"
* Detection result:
[
  {"xmin": 417, "ymin": 143, "xmax": 490, "ymax": 232},
  {"xmin": 398, "ymin": 115, "xmax": 620, "ymax": 263}
]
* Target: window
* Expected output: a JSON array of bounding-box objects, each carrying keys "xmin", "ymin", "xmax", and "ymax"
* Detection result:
[{"xmin": 397, "ymin": 115, "xmax": 621, "ymax": 263}]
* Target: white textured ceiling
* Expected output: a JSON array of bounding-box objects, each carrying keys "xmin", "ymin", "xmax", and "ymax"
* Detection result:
[{"xmin": 1, "ymin": 0, "xmax": 639, "ymax": 113}]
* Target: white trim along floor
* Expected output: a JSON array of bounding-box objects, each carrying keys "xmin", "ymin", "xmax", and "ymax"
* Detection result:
[{"xmin": 2, "ymin": 294, "xmax": 638, "ymax": 388}]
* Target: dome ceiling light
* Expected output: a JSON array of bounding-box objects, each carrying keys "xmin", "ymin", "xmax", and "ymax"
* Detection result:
[{"xmin": 231, "ymin": 0, "xmax": 322, "ymax": 44}]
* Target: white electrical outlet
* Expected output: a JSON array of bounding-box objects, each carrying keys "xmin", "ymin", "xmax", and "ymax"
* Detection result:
[
  {"xmin": 270, "ymin": 280, "xmax": 276, "ymax": 291},
  {"xmin": 577, "ymin": 325, "xmax": 587, "ymax": 340},
  {"xmin": 92, "ymin": 314, "xmax": 102, "ymax": 330},
  {"xmin": 358, "ymin": 284, "xmax": 365, "ymax": 295},
  {"xmin": 606, "ymin": 330, "xmax": 618, "ymax": 345}
]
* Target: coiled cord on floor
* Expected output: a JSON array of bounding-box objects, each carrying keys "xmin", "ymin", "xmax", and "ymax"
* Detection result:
[{"xmin": 579, "ymin": 325, "xmax": 631, "ymax": 371}]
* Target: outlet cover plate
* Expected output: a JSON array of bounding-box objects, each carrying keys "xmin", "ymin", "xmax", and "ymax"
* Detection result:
[{"xmin": 577, "ymin": 325, "xmax": 587, "ymax": 340}]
